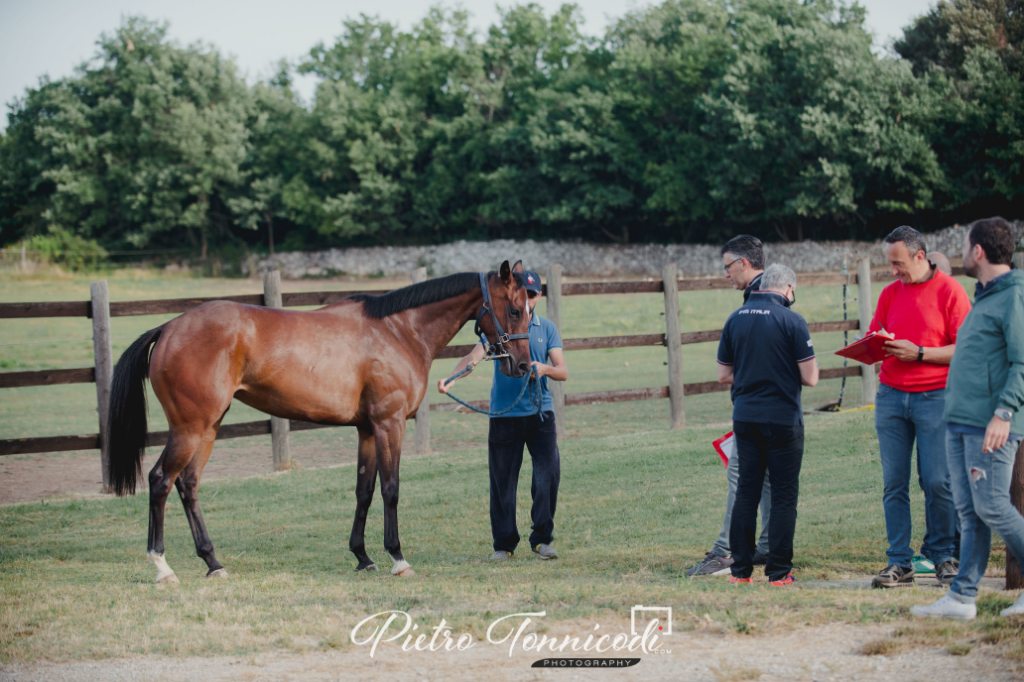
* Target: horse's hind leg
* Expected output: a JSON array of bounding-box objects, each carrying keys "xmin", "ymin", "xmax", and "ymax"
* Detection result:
[
  {"xmin": 349, "ymin": 427, "xmax": 378, "ymax": 571},
  {"xmin": 375, "ymin": 417, "xmax": 414, "ymax": 577},
  {"xmin": 175, "ymin": 425, "xmax": 226, "ymax": 578},
  {"xmin": 147, "ymin": 432, "xmax": 202, "ymax": 584}
]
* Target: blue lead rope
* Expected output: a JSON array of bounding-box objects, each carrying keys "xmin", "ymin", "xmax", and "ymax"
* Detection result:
[{"xmin": 442, "ymin": 364, "xmax": 543, "ymax": 418}]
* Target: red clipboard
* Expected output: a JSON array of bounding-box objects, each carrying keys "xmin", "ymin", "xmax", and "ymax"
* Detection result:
[
  {"xmin": 712, "ymin": 432, "xmax": 734, "ymax": 468},
  {"xmin": 834, "ymin": 332, "xmax": 893, "ymax": 365}
]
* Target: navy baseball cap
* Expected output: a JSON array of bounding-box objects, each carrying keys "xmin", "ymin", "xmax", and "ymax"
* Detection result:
[{"xmin": 523, "ymin": 270, "xmax": 542, "ymax": 294}]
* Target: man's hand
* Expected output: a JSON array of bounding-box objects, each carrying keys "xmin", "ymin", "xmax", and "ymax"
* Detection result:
[
  {"xmin": 530, "ymin": 360, "xmax": 549, "ymax": 378},
  {"xmin": 983, "ymin": 414, "xmax": 1012, "ymax": 453},
  {"xmin": 437, "ymin": 377, "xmax": 452, "ymax": 394},
  {"xmin": 883, "ymin": 338, "xmax": 921, "ymax": 362}
]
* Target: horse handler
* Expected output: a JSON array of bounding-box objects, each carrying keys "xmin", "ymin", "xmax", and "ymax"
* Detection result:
[{"xmin": 439, "ymin": 268, "xmax": 568, "ymax": 561}]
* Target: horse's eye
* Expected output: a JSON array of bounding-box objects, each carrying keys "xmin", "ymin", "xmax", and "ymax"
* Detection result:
[{"xmin": 509, "ymin": 308, "xmax": 521, "ymax": 319}]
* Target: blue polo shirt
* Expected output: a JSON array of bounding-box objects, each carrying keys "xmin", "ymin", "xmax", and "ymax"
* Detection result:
[
  {"xmin": 491, "ymin": 314, "xmax": 562, "ymax": 417},
  {"xmin": 717, "ymin": 292, "xmax": 815, "ymax": 426}
]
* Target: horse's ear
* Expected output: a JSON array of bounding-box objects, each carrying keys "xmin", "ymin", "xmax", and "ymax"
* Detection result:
[
  {"xmin": 500, "ymin": 260, "xmax": 511, "ymax": 284},
  {"xmin": 511, "ymin": 260, "xmax": 524, "ymax": 275}
]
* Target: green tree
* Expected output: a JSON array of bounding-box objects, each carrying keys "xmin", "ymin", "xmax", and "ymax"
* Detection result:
[{"xmin": 2, "ymin": 17, "xmax": 252, "ymax": 255}]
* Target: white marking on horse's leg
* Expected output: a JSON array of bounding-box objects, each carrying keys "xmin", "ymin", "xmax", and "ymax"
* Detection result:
[
  {"xmin": 148, "ymin": 551, "xmax": 179, "ymax": 584},
  {"xmin": 359, "ymin": 465, "xmax": 366, "ymax": 474},
  {"xmin": 391, "ymin": 559, "xmax": 415, "ymax": 577},
  {"xmin": 207, "ymin": 568, "xmax": 228, "ymax": 578}
]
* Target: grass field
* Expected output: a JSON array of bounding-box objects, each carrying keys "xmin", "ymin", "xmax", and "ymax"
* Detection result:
[
  {"xmin": 1, "ymin": 411, "xmax": 1021, "ymax": 663},
  {"xmin": 2, "ymin": 267, "xmax": 1022, "ymax": 665}
]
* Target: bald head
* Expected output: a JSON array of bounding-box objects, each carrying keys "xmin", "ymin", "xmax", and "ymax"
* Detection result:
[{"xmin": 927, "ymin": 252, "xmax": 952, "ymax": 276}]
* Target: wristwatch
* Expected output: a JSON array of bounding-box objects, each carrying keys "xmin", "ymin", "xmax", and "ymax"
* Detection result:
[
  {"xmin": 995, "ymin": 408, "xmax": 1013, "ymax": 422},
  {"xmin": 916, "ymin": 346, "xmax": 924, "ymax": 362}
]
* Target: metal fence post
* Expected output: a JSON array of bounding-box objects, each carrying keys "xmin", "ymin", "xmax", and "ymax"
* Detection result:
[
  {"xmin": 263, "ymin": 270, "xmax": 291, "ymax": 471},
  {"xmin": 412, "ymin": 267, "xmax": 431, "ymax": 455},
  {"xmin": 662, "ymin": 263, "xmax": 686, "ymax": 429},
  {"xmin": 545, "ymin": 265, "xmax": 566, "ymax": 439},
  {"xmin": 856, "ymin": 258, "xmax": 877, "ymax": 405},
  {"xmin": 90, "ymin": 281, "xmax": 114, "ymax": 493}
]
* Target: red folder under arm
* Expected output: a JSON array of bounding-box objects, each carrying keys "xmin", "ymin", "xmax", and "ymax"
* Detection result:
[{"xmin": 834, "ymin": 332, "xmax": 892, "ymax": 365}]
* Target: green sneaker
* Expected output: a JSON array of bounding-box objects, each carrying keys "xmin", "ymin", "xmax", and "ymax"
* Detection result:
[{"xmin": 912, "ymin": 556, "xmax": 935, "ymax": 575}]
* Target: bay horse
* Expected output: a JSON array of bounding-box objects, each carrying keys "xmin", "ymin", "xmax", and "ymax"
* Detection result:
[{"xmin": 106, "ymin": 260, "xmax": 533, "ymax": 583}]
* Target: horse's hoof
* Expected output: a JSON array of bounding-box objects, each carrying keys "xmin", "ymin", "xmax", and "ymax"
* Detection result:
[
  {"xmin": 156, "ymin": 572, "xmax": 179, "ymax": 585},
  {"xmin": 356, "ymin": 563, "xmax": 378, "ymax": 572},
  {"xmin": 207, "ymin": 568, "xmax": 228, "ymax": 578},
  {"xmin": 391, "ymin": 559, "xmax": 415, "ymax": 577}
]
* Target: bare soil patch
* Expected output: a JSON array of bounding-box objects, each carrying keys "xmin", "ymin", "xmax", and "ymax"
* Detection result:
[
  {"xmin": 2, "ymin": 623, "xmax": 1020, "ymax": 682},
  {"xmin": 0, "ymin": 438, "xmax": 359, "ymax": 506}
]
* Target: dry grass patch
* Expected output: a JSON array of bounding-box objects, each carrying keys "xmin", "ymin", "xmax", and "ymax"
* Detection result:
[{"xmin": 709, "ymin": 660, "xmax": 763, "ymax": 681}]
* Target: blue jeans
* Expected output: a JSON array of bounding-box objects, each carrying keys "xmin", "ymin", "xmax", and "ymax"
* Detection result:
[
  {"xmin": 875, "ymin": 384, "xmax": 956, "ymax": 567},
  {"xmin": 711, "ymin": 444, "xmax": 770, "ymax": 557},
  {"xmin": 947, "ymin": 430, "xmax": 1024, "ymax": 601}
]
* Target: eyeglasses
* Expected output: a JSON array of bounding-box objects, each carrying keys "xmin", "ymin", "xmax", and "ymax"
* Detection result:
[
  {"xmin": 723, "ymin": 258, "xmax": 743, "ymax": 273},
  {"xmin": 527, "ymin": 291, "xmax": 540, "ymax": 299}
]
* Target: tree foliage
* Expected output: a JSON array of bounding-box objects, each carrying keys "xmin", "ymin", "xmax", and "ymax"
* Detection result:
[{"xmin": 1, "ymin": 0, "xmax": 1022, "ymax": 254}]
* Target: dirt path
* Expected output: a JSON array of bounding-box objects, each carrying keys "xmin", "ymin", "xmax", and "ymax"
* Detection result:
[
  {"xmin": 2, "ymin": 623, "xmax": 1020, "ymax": 682},
  {"xmin": 0, "ymin": 439, "xmax": 360, "ymax": 506}
]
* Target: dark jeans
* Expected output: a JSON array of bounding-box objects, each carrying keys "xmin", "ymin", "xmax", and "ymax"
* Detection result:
[
  {"xmin": 488, "ymin": 411, "xmax": 560, "ymax": 553},
  {"xmin": 729, "ymin": 420, "xmax": 804, "ymax": 581}
]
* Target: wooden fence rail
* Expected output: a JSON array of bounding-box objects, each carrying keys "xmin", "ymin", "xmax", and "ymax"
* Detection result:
[
  {"xmin": 0, "ymin": 321, "xmax": 863, "ymax": 390},
  {"xmin": 0, "ymin": 365, "xmax": 871, "ymax": 456},
  {"xmin": 1, "ymin": 267, "xmax": 942, "ymax": 321},
  {"xmin": 2, "ymin": 262, "xmax": 880, "ymax": 460}
]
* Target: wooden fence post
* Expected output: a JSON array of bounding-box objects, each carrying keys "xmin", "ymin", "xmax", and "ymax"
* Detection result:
[
  {"xmin": 662, "ymin": 263, "xmax": 686, "ymax": 429},
  {"xmin": 1009, "ymin": 252, "xmax": 1024, "ymax": 590},
  {"xmin": 856, "ymin": 258, "xmax": 877, "ymax": 405},
  {"xmin": 546, "ymin": 265, "xmax": 566, "ymax": 439},
  {"xmin": 412, "ymin": 267, "xmax": 431, "ymax": 455},
  {"xmin": 263, "ymin": 270, "xmax": 291, "ymax": 471},
  {"xmin": 90, "ymin": 281, "xmax": 114, "ymax": 493},
  {"xmin": 1009, "ymin": 440, "xmax": 1024, "ymax": 590}
]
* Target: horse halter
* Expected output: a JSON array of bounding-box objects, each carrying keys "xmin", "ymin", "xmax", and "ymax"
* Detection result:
[{"xmin": 473, "ymin": 271, "xmax": 531, "ymax": 360}]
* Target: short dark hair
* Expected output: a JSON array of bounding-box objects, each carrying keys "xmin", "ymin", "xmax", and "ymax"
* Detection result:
[
  {"xmin": 721, "ymin": 235, "xmax": 764, "ymax": 270},
  {"xmin": 969, "ymin": 217, "xmax": 1015, "ymax": 265},
  {"xmin": 884, "ymin": 226, "xmax": 927, "ymax": 258}
]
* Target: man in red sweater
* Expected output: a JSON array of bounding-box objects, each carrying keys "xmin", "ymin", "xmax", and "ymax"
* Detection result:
[{"xmin": 869, "ymin": 226, "xmax": 972, "ymax": 588}]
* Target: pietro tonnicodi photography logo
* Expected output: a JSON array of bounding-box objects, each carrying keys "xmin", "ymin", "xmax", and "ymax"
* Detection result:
[
  {"xmin": 631, "ymin": 605, "xmax": 672, "ymax": 636},
  {"xmin": 349, "ymin": 605, "xmax": 672, "ymax": 665}
]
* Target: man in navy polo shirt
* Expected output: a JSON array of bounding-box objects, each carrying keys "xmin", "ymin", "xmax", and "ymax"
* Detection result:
[
  {"xmin": 717, "ymin": 264, "xmax": 819, "ymax": 585},
  {"xmin": 439, "ymin": 266, "xmax": 568, "ymax": 561}
]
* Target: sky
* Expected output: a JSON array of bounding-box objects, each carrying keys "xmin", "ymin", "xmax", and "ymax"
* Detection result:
[{"xmin": 0, "ymin": 0, "xmax": 936, "ymax": 124}]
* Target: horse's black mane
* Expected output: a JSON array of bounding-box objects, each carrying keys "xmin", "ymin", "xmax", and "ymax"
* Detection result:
[{"xmin": 349, "ymin": 270, "xmax": 524, "ymax": 319}]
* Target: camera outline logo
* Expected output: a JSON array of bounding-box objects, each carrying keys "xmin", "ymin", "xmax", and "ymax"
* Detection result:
[{"xmin": 630, "ymin": 605, "xmax": 672, "ymax": 636}]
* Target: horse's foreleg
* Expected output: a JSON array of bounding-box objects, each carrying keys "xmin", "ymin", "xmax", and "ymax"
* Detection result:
[
  {"xmin": 375, "ymin": 418, "xmax": 413, "ymax": 577},
  {"xmin": 349, "ymin": 427, "xmax": 378, "ymax": 571},
  {"xmin": 147, "ymin": 434, "xmax": 197, "ymax": 584},
  {"xmin": 175, "ymin": 432, "xmax": 226, "ymax": 578}
]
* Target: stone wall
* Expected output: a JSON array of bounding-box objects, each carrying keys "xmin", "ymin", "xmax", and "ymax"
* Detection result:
[{"xmin": 248, "ymin": 219, "xmax": 1023, "ymax": 279}]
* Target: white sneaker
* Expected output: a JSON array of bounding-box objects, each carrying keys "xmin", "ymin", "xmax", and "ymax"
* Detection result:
[
  {"xmin": 1001, "ymin": 593, "xmax": 1024, "ymax": 617},
  {"xmin": 910, "ymin": 594, "xmax": 977, "ymax": 620}
]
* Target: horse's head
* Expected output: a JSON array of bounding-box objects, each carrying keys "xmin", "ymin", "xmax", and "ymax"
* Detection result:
[{"xmin": 481, "ymin": 260, "xmax": 533, "ymax": 379}]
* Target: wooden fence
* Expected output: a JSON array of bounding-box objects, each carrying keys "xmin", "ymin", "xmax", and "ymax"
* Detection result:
[{"xmin": 1, "ymin": 261, "xmax": 891, "ymax": 475}]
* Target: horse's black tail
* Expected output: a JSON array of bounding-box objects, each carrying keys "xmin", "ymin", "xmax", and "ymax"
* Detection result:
[{"xmin": 107, "ymin": 325, "xmax": 164, "ymax": 496}]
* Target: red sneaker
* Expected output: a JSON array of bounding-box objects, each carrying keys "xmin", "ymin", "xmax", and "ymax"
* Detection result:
[
  {"xmin": 729, "ymin": 576, "xmax": 753, "ymax": 584},
  {"xmin": 769, "ymin": 574, "xmax": 796, "ymax": 586}
]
